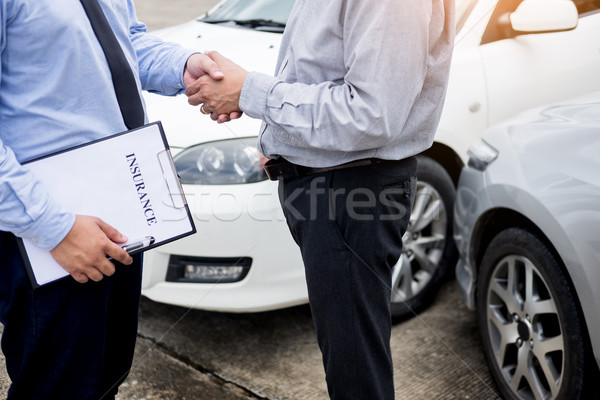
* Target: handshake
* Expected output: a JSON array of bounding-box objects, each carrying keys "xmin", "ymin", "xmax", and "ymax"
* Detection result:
[{"xmin": 183, "ymin": 51, "xmax": 248, "ymax": 124}]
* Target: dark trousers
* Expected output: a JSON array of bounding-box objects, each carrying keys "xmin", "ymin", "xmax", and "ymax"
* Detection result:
[
  {"xmin": 279, "ymin": 157, "xmax": 417, "ymax": 400},
  {"xmin": 0, "ymin": 232, "xmax": 142, "ymax": 400}
]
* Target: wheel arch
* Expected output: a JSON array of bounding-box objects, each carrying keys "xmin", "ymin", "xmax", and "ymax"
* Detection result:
[
  {"xmin": 469, "ymin": 208, "xmax": 547, "ymax": 272},
  {"xmin": 421, "ymin": 141, "xmax": 464, "ymax": 186}
]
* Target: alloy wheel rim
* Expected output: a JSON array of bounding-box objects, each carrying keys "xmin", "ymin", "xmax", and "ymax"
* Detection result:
[
  {"xmin": 486, "ymin": 255, "xmax": 564, "ymax": 400},
  {"xmin": 391, "ymin": 181, "xmax": 447, "ymax": 304}
]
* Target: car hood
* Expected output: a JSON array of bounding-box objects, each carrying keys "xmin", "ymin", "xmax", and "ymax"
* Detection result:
[
  {"xmin": 142, "ymin": 21, "xmax": 282, "ymax": 149},
  {"xmin": 482, "ymin": 92, "xmax": 600, "ymax": 189}
]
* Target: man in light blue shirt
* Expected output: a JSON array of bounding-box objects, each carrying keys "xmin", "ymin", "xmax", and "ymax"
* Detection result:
[{"xmin": 0, "ymin": 0, "xmax": 229, "ymax": 398}]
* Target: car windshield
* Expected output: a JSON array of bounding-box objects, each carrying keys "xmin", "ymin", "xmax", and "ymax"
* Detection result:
[
  {"xmin": 202, "ymin": 0, "xmax": 295, "ymax": 30},
  {"xmin": 203, "ymin": 0, "xmax": 477, "ymax": 33}
]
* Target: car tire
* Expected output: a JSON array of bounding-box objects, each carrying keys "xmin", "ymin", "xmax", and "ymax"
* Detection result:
[
  {"xmin": 390, "ymin": 155, "xmax": 457, "ymax": 320},
  {"xmin": 477, "ymin": 228, "xmax": 587, "ymax": 400}
]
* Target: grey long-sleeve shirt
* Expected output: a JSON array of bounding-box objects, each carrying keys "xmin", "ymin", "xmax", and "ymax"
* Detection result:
[{"xmin": 239, "ymin": 0, "xmax": 455, "ymax": 168}]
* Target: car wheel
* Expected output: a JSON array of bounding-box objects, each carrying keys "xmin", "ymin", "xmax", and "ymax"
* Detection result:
[
  {"xmin": 390, "ymin": 155, "xmax": 457, "ymax": 320},
  {"xmin": 477, "ymin": 228, "xmax": 586, "ymax": 400}
]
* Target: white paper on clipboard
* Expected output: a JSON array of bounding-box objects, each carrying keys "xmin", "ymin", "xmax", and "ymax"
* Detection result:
[{"xmin": 19, "ymin": 122, "xmax": 196, "ymax": 287}]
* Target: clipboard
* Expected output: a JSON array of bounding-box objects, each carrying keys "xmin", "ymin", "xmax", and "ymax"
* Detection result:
[{"xmin": 18, "ymin": 122, "xmax": 196, "ymax": 287}]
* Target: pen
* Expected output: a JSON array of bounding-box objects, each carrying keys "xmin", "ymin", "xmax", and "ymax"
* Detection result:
[{"xmin": 121, "ymin": 236, "xmax": 155, "ymax": 253}]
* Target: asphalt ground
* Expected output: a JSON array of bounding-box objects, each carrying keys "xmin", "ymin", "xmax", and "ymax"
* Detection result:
[{"xmin": 0, "ymin": 1, "xmax": 502, "ymax": 399}]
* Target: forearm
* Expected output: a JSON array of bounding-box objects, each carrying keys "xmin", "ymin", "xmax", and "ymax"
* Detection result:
[
  {"xmin": 239, "ymin": 70, "xmax": 425, "ymax": 153},
  {"xmin": 131, "ymin": 30, "xmax": 195, "ymax": 95},
  {"xmin": 0, "ymin": 144, "xmax": 74, "ymax": 250},
  {"xmin": 126, "ymin": 0, "xmax": 194, "ymax": 96}
]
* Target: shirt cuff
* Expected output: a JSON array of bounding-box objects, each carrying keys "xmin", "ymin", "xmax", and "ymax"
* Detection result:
[
  {"xmin": 239, "ymin": 72, "xmax": 278, "ymax": 119},
  {"xmin": 174, "ymin": 49, "xmax": 199, "ymax": 94},
  {"xmin": 19, "ymin": 201, "xmax": 76, "ymax": 251},
  {"xmin": 143, "ymin": 48, "xmax": 197, "ymax": 96}
]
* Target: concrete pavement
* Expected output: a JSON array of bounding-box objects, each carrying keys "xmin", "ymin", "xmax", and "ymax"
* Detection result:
[
  {"xmin": 0, "ymin": 282, "xmax": 503, "ymax": 399},
  {"xmin": 116, "ymin": 281, "xmax": 499, "ymax": 400}
]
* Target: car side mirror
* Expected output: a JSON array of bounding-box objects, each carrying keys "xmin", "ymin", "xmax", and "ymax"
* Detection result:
[{"xmin": 510, "ymin": 0, "xmax": 578, "ymax": 34}]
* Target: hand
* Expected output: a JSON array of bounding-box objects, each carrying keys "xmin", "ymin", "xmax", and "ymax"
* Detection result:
[
  {"xmin": 184, "ymin": 53, "xmax": 242, "ymax": 122},
  {"xmin": 185, "ymin": 51, "xmax": 248, "ymax": 123},
  {"xmin": 259, "ymin": 153, "xmax": 270, "ymax": 169},
  {"xmin": 183, "ymin": 53, "xmax": 224, "ymax": 86},
  {"xmin": 184, "ymin": 53, "xmax": 243, "ymax": 123},
  {"xmin": 50, "ymin": 215, "xmax": 133, "ymax": 284}
]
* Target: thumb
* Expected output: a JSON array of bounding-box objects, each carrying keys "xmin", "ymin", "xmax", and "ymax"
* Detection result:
[
  {"xmin": 205, "ymin": 50, "xmax": 227, "ymax": 65},
  {"xmin": 206, "ymin": 62, "xmax": 225, "ymax": 81},
  {"xmin": 205, "ymin": 51, "xmax": 245, "ymax": 76},
  {"xmin": 201, "ymin": 52, "xmax": 225, "ymax": 80},
  {"xmin": 96, "ymin": 219, "xmax": 128, "ymax": 244}
]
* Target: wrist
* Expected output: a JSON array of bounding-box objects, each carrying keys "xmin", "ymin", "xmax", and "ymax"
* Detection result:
[
  {"xmin": 183, "ymin": 52, "xmax": 202, "ymax": 86},
  {"xmin": 239, "ymin": 71, "xmax": 277, "ymax": 119}
]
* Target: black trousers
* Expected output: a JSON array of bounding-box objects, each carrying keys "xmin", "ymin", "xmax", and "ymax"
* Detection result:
[
  {"xmin": 279, "ymin": 157, "xmax": 417, "ymax": 400},
  {"xmin": 0, "ymin": 232, "xmax": 142, "ymax": 400}
]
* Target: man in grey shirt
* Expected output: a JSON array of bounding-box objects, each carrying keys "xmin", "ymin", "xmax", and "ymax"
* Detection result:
[{"xmin": 186, "ymin": 0, "xmax": 454, "ymax": 398}]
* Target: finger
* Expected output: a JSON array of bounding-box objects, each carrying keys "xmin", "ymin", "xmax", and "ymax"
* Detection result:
[
  {"xmin": 72, "ymin": 272, "xmax": 89, "ymax": 284},
  {"xmin": 184, "ymin": 79, "xmax": 201, "ymax": 97},
  {"xmin": 205, "ymin": 51, "xmax": 233, "ymax": 68},
  {"xmin": 188, "ymin": 95, "xmax": 203, "ymax": 107},
  {"xmin": 95, "ymin": 257, "xmax": 117, "ymax": 277},
  {"xmin": 186, "ymin": 87, "xmax": 206, "ymax": 107},
  {"xmin": 230, "ymin": 111, "xmax": 243, "ymax": 120},
  {"xmin": 185, "ymin": 78, "xmax": 206, "ymax": 103},
  {"xmin": 96, "ymin": 219, "xmax": 127, "ymax": 244},
  {"xmin": 205, "ymin": 50, "xmax": 223, "ymax": 62},
  {"xmin": 74, "ymin": 264, "xmax": 104, "ymax": 283},
  {"xmin": 105, "ymin": 242, "xmax": 133, "ymax": 266},
  {"xmin": 217, "ymin": 114, "xmax": 231, "ymax": 124},
  {"xmin": 86, "ymin": 267, "xmax": 104, "ymax": 283},
  {"xmin": 201, "ymin": 55, "xmax": 225, "ymax": 80}
]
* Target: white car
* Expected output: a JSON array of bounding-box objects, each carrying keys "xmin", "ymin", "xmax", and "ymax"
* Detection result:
[{"xmin": 141, "ymin": 0, "xmax": 600, "ymax": 318}]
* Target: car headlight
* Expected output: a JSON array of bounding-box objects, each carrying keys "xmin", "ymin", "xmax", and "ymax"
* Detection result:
[
  {"xmin": 467, "ymin": 139, "xmax": 499, "ymax": 171},
  {"xmin": 174, "ymin": 137, "xmax": 267, "ymax": 184}
]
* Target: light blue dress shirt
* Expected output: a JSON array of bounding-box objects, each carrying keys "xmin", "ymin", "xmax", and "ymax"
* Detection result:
[{"xmin": 0, "ymin": 0, "xmax": 194, "ymax": 250}]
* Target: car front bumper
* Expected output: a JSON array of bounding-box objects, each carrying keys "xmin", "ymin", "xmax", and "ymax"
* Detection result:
[
  {"xmin": 453, "ymin": 164, "xmax": 491, "ymax": 310},
  {"xmin": 141, "ymin": 180, "xmax": 308, "ymax": 312}
]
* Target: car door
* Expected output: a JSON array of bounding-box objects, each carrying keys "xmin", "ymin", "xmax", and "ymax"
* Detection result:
[
  {"xmin": 435, "ymin": 0, "xmax": 495, "ymax": 159},
  {"xmin": 479, "ymin": 0, "xmax": 600, "ymax": 127}
]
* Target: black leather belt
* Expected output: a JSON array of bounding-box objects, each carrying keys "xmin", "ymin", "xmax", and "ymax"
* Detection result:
[{"xmin": 264, "ymin": 157, "xmax": 398, "ymax": 181}]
